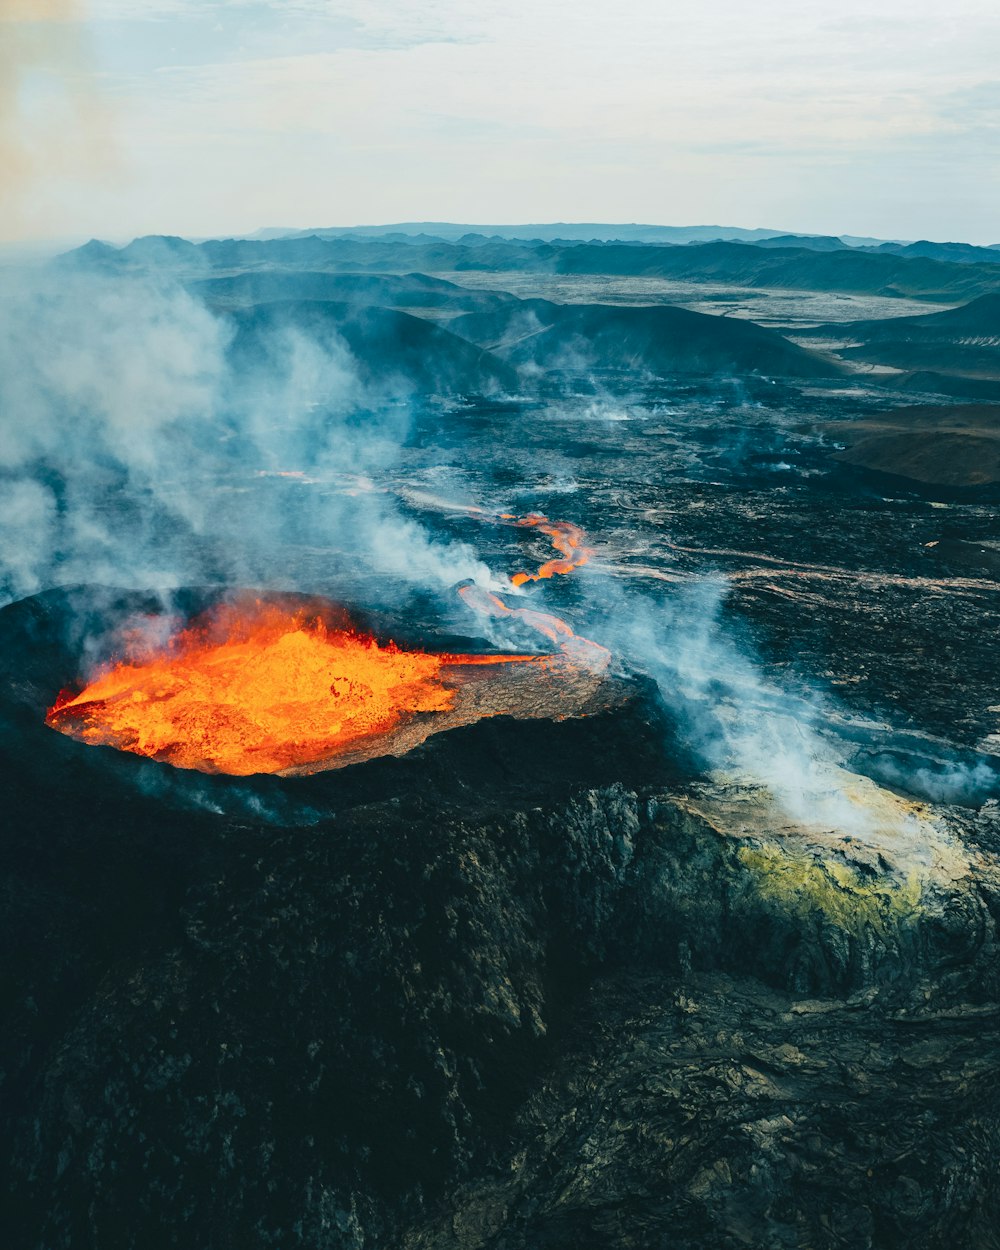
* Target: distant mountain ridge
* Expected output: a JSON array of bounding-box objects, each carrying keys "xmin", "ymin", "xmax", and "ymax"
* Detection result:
[
  {"xmin": 240, "ymin": 222, "xmax": 815, "ymax": 245},
  {"xmin": 868, "ymin": 240, "xmax": 1000, "ymax": 266},
  {"xmin": 58, "ymin": 231, "xmax": 1000, "ymax": 304}
]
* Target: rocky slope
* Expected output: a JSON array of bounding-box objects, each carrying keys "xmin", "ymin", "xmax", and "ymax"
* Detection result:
[{"xmin": 2, "ymin": 590, "xmax": 1000, "ymax": 1248}]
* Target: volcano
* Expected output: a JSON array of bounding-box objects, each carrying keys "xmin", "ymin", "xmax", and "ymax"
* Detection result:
[
  {"xmin": 5, "ymin": 581, "xmax": 1000, "ymax": 1250},
  {"xmin": 7, "ymin": 228, "xmax": 1000, "ymax": 1250}
]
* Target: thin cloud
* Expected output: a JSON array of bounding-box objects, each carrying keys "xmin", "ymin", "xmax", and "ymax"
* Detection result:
[{"xmin": 5, "ymin": 0, "xmax": 1000, "ymax": 242}]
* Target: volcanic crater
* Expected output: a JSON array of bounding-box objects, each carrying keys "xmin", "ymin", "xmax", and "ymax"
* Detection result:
[
  {"xmin": 5, "ymin": 579, "xmax": 1000, "ymax": 1250},
  {"xmin": 42, "ymin": 589, "xmax": 616, "ymax": 778}
]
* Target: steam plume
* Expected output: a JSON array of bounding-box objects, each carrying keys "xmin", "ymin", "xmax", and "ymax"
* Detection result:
[
  {"xmin": 597, "ymin": 579, "xmax": 972, "ymax": 835},
  {"xmin": 0, "ymin": 268, "xmax": 493, "ymax": 608}
]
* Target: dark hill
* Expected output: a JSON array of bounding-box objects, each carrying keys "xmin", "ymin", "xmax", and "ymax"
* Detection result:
[
  {"xmin": 226, "ymin": 300, "xmax": 518, "ymax": 395},
  {"xmin": 819, "ymin": 293, "xmax": 1000, "ymax": 339},
  {"xmin": 188, "ymin": 270, "xmax": 512, "ymax": 316},
  {"xmin": 815, "ymin": 294, "xmax": 1000, "ymax": 380},
  {"xmin": 838, "ymin": 341, "xmax": 1000, "ymax": 378},
  {"xmin": 816, "ymin": 403, "xmax": 1000, "ymax": 490},
  {"xmin": 893, "ymin": 292, "xmax": 1000, "ymax": 333},
  {"xmin": 449, "ymin": 300, "xmax": 841, "ymax": 379}
]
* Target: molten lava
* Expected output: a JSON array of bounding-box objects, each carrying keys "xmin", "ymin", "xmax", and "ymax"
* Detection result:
[
  {"xmin": 46, "ymin": 508, "xmax": 608, "ymax": 776},
  {"xmin": 510, "ymin": 515, "xmax": 592, "ymax": 587},
  {"xmin": 47, "ymin": 602, "xmax": 526, "ymax": 776}
]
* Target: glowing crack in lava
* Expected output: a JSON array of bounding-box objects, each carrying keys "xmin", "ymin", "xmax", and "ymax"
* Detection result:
[{"xmin": 46, "ymin": 511, "xmax": 608, "ymax": 775}]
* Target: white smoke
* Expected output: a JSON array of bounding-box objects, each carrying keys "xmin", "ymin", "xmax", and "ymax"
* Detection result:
[
  {"xmin": 0, "ymin": 267, "xmax": 495, "ymax": 606},
  {"xmin": 608, "ymin": 578, "xmax": 920, "ymax": 836},
  {"xmin": 0, "ymin": 478, "xmax": 57, "ymax": 595},
  {"xmin": 864, "ymin": 753, "xmax": 999, "ymax": 808}
]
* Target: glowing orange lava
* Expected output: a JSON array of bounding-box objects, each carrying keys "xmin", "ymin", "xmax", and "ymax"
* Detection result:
[
  {"xmin": 46, "ymin": 507, "xmax": 606, "ymax": 776},
  {"xmin": 510, "ymin": 515, "xmax": 593, "ymax": 587},
  {"xmin": 46, "ymin": 602, "xmax": 525, "ymax": 776}
]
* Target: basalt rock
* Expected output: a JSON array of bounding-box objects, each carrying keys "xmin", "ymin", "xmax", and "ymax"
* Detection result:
[{"xmin": 1, "ymin": 590, "xmax": 999, "ymax": 1248}]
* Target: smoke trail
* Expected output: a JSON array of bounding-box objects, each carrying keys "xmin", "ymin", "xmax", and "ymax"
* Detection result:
[
  {"xmin": 601, "ymin": 574, "xmax": 1000, "ymax": 818},
  {"xmin": 0, "ymin": 1, "xmax": 114, "ymax": 241},
  {"xmin": 598, "ymin": 578, "xmax": 920, "ymax": 836},
  {"xmin": 860, "ymin": 752, "xmax": 1000, "ymax": 808},
  {"xmin": 0, "ymin": 268, "xmax": 493, "ymax": 609}
]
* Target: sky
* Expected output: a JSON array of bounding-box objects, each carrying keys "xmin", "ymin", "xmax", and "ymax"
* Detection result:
[{"xmin": 1, "ymin": 0, "xmax": 999, "ymax": 244}]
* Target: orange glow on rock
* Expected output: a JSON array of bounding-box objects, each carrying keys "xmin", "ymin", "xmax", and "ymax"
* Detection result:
[{"xmin": 46, "ymin": 602, "xmax": 524, "ymax": 776}]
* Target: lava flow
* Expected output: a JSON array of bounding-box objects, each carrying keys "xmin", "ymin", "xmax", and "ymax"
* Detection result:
[
  {"xmin": 507, "ymin": 515, "xmax": 593, "ymax": 587},
  {"xmin": 46, "ymin": 511, "xmax": 607, "ymax": 776},
  {"xmin": 47, "ymin": 602, "xmax": 528, "ymax": 776},
  {"xmin": 471, "ymin": 510, "xmax": 607, "ymax": 667}
]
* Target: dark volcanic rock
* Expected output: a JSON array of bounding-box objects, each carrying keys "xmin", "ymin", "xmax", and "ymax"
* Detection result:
[
  {"xmin": 0, "ymin": 588, "xmax": 669, "ymax": 1246},
  {"xmin": 404, "ymin": 969, "xmax": 1000, "ymax": 1250},
  {"xmin": 2, "ymin": 588, "xmax": 1000, "ymax": 1248},
  {"xmin": 813, "ymin": 404, "xmax": 1000, "ymax": 491}
]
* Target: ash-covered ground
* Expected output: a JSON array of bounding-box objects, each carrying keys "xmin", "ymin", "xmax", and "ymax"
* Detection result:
[{"xmin": 2, "ymin": 249, "xmax": 1000, "ymax": 1249}]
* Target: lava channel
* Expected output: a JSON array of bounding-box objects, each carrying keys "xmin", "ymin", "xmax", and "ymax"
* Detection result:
[{"xmin": 507, "ymin": 514, "xmax": 593, "ymax": 586}]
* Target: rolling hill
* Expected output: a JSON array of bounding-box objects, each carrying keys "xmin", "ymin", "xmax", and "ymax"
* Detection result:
[
  {"xmin": 449, "ymin": 299, "xmax": 841, "ymax": 378},
  {"xmin": 225, "ymin": 301, "xmax": 518, "ymax": 396},
  {"xmin": 816, "ymin": 294, "xmax": 1000, "ymax": 379}
]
